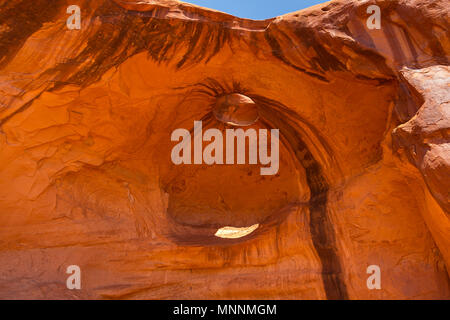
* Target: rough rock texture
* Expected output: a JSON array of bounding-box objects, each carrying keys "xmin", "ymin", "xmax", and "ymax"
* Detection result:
[{"xmin": 0, "ymin": 0, "xmax": 448, "ymax": 299}]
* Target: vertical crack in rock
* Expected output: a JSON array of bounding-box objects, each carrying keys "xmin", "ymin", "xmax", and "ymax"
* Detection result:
[
  {"xmin": 256, "ymin": 96, "xmax": 348, "ymax": 299},
  {"xmin": 307, "ymin": 171, "xmax": 348, "ymax": 300}
]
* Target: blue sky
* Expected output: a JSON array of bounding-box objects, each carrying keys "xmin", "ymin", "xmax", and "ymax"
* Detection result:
[{"xmin": 185, "ymin": 0, "xmax": 329, "ymax": 20}]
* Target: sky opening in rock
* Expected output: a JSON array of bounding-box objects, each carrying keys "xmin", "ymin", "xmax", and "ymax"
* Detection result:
[{"xmin": 185, "ymin": 0, "xmax": 329, "ymax": 20}]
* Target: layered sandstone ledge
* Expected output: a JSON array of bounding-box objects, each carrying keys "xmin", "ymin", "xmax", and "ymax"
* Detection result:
[{"xmin": 0, "ymin": 0, "xmax": 448, "ymax": 299}]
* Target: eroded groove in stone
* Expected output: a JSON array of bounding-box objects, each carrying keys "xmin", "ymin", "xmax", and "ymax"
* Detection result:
[{"xmin": 257, "ymin": 99, "xmax": 348, "ymax": 299}]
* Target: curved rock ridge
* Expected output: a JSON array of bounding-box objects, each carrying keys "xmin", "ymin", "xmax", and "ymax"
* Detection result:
[{"xmin": 0, "ymin": 0, "xmax": 448, "ymax": 299}]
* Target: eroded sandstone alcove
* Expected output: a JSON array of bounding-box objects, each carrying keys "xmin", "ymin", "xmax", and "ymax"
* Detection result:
[{"xmin": 0, "ymin": 0, "xmax": 448, "ymax": 299}]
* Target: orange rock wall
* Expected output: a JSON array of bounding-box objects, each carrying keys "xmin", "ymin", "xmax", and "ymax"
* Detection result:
[{"xmin": 0, "ymin": 0, "xmax": 448, "ymax": 299}]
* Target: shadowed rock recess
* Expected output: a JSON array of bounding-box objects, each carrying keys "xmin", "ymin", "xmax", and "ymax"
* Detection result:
[{"xmin": 0, "ymin": 0, "xmax": 448, "ymax": 299}]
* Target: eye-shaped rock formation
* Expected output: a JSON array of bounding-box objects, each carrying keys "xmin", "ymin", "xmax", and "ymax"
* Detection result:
[{"xmin": 0, "ymin": 0, "xmax": 448, "ymax": 299}]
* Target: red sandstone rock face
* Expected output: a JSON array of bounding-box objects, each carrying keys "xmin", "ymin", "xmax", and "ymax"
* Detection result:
[{"xmin": 0, "ymin": 0, "xmax": 448, "ymax": 299}]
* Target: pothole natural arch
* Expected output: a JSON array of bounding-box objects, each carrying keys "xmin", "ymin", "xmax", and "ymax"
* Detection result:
[
  {"xmin": 163, "ymin": 93, "xmax": 304, "ymax": 242},
  {"xmin": 160, "ymin": 88, "xmax": 347, "ymax": 298}
]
